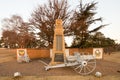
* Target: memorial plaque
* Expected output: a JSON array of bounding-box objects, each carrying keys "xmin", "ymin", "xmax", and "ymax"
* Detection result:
[
  {"xmin": 54, "ymin": 53, "xmax": 64, "ymax": 62},
  {"xmin": 93, "ymin": 48, "xmax": 103, "ymax": 59},
  {"xmin": 17, "ymin": 49, "xmax": 30, "ymax": 62}
]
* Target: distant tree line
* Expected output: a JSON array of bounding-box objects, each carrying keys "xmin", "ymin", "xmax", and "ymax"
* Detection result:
[{"xmin": 0, "ymin": 0, "xmax": 118, "ymax": 50}]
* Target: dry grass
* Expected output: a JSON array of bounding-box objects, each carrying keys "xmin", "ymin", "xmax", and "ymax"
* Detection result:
[
  {"xmin": 104, "ymin": 52, "xmax": 120, "ymax": 63},
  {"xmin": 0, "ymin": 48, "xmax": 16, "ymax": 63}
]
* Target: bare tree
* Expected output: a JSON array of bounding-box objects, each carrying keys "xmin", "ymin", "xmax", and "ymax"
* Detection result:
[
  {"xmin": 2, "ymin": 15, "xmax": 35, "ymax": 48},
  {"xmin": 30, "ymin": 0, "xmax": 71, "ymax": 47},
  {"xmin": 2, "ymin": 30, "xmax": 17, "ymax": 48},
  {"xmin": 30, "ymin": 0, "xmax": 107, "ymax": 48}
]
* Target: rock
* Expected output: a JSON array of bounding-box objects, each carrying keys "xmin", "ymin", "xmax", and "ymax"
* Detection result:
[
  {"xmin": 95, "ymin": 72, "xmax": 102, "ymax": 78},
  {"xmin": 14, "ymin": 72, "xmax": 21, "ymax": 78},
  {"xmin": 117, "ymin": 70, "xmax": 120, "ymax": 73}
]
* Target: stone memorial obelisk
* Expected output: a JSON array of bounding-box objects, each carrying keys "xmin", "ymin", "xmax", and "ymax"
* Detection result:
[{"xmin": 50, "ymin": 19, "xmax": 66, "ymax": 65}]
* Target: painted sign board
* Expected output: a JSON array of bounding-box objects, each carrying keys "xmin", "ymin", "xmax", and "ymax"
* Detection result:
[
  {"xmin": 17, "ymin": 49, "xmax": 30, "ymax": 62},
  {"xmin": 93, "ymin": 48, "xmax": 103, "ymax": 59}
]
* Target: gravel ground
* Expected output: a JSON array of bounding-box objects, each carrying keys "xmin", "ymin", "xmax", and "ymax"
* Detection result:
[
  {"xmin": 0, "ymin": 59, "xmax": 120, "ymax": 76},
  {"xmin": 0, "ymin": 49, "xmax": 120, "ymax": 77}
]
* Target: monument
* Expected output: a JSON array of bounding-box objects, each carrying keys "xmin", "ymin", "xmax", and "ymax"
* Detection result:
[
  {"xmin": 50, "ymin": 19, "xmax": 66, "ymax": 65},
  {"xmin": 45, "ymin": 21, "xmax": 96, "ymax": 75}
]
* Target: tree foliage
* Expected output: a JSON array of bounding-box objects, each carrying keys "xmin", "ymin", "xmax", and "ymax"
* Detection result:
[
  {"xmin": 2, "ymin": 15, "xmax": 35, "ymax": 48},
  {"xmin": 1, "ymin": 0, "xmax": 115, "ymax": 49},
  {"xmin": 30, "ymin": 0, "xmax": 71, "ymax": 47},
  {"xmin": 72, "ymin": 32, "xmax": 115, "ymax": 48},
  {"xmin": 2, "ymin": 30, "xmax": 17, "ymax": 48},
  {"xmin": 30, "ymin": 0, "xmax": 107, "ymax": 48},
  {"xmin": 70, "ymin": 1, "xmax": 107, "ymax": 48}
]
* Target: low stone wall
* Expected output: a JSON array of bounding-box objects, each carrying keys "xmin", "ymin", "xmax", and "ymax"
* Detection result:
[
  {"xmin": 27, "ymin": 48, "xmax": 50, "ymax": 59},
  {"xmin": 69, "ymin": 48, "xmax": 93, "ymax": 55},
  {"xmin": 26, "ymin": 48, "xmax": 93, "ymax": 59}
]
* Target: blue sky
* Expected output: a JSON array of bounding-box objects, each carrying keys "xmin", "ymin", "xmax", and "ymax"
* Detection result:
[{"xmin": 0, "ymin": 0, "xmax": 120, "ymax": 44}]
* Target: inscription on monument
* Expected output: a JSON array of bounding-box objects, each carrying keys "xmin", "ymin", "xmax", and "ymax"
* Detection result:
[
  {"xmin": 56, "ymin": 35, "xmax": 62, "ymax": 51},
  {"xmin": 54, "ymin": 53, "xmax": 64, "ymax": 62}
]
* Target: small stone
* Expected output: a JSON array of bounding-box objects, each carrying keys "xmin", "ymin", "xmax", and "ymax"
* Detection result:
[
  {"xmin": 95, "ymin": 72, "xmax": 102, "ymax": 78},
  {"xmin": 14, "ymin": 72, "xmax": 21, "ymax": 78},
  {"xmin": 117, "ymin": 70, "xmax": 120, "ymax": 73}
]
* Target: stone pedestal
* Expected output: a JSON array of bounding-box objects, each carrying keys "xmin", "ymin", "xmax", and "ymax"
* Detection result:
[{"xmin": 50, "ymin": 19, "xmax": 66, "ymax": 65}]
